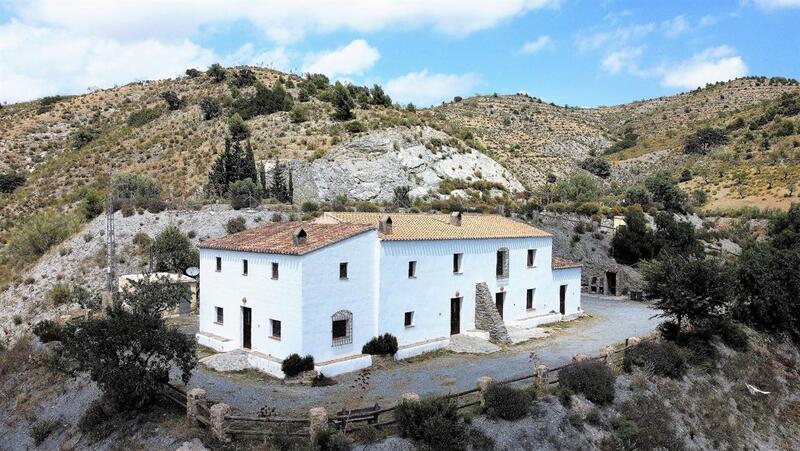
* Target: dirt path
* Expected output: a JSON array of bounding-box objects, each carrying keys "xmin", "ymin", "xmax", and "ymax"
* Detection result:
[{"xmin": 173, "ymin": 295, "xmax": 660, "ymax": 415}]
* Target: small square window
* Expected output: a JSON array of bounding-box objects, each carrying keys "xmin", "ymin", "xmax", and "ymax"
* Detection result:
[
  {"xmin": 215, "ymin": 257, "xmax": 222, "ymax": 272},
  {"xmin": 215, "ymin": 307, "xmax": 224, "ymax": 324},
  {"xmin": 453, "ymin": 253, "xmax": 463, "ymax": 273},
  {"xmin": 270, "ymin": 319, "xmax": 281, "ymax": 339},
  {"xmin": 408, "ymin": 261, "xmax": 417, "ymax": 278},
  {"xmin": 339, "ymin": 262, "xmax": 348, "ymax": 280},
  {"xmin": 271, "ymin": 262, "xmax": 279, "ymax": 280},
  {"xmin": 242, "ymin": 259, "xmax": 248, "ymax": 276},
  {"xmin": 332, "ymin": 319, "xmax": 348, "ymax": 339},
  {"xmin": 526, "ymin": 288, "xmax": 535, "ymax": 310},
  {"xmin": 404, "ymin": 311, "xmax": 414, "ymax": 327},
  {"xmin": 527, "ymin": 249, "xmax": 537, "ymax": 267}
]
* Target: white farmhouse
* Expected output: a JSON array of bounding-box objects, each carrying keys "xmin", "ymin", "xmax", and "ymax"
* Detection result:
[{"xmin": 197, "ymin": 212, "xmax": 581, "ymax": 377}]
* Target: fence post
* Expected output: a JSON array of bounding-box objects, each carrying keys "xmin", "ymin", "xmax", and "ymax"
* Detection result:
[
  {"xmin": 401, "ymin": 392, "xmax": 420, "ymax": 403},
  {"xmin": 477, "ymin": 376, "xmax": 493, "ymax": 406},
  {"xmin": 627, "ymin": 336, "xmax": 641, "ymax": 347},
  {"xmin": 572, "ymin": 352, "xmax": 589, "ymax": 363},
  {"xmin": 600, "ymin": 346, "xmax": 615, "ymax": 365},
  {"xmin": 186, "ymin": 388, "xmax": 206, "ymax": 425},
  {"xmin": 534, "ymin": 364, "xmax": 549, "ymax": 391},
  {"xmin": 309, "ymin": 407, "xmax": 328, "ymax": 445},
  {"xmin": 209, "ymin": 403, "xmax": 230, "ymax": 442}
]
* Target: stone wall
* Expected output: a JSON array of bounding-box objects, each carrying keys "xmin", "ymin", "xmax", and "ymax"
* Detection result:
[{"xmin": 474, "ymin": 282, "xmax": 510, "ymax": 344}]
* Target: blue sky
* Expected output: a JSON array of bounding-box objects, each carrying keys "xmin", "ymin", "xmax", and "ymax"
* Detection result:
[{"xmin": 1, "ymin": 0, "xmax": 799, "ymax": 106}]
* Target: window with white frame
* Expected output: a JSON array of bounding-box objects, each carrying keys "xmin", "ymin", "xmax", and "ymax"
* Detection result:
[{"xmin": 331, "ymin": 310, "xmax": 352, "ymax": 346}]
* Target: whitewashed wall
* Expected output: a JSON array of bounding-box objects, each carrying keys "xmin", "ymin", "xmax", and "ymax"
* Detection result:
[
  {"xmin": 377, "ymin": 236, "xmax": 554, "ymax": 346},
  {"xmin": 552, "ymin": 267, "xmax": 582, "ymax": 316},
  {"xmin": 300, "ymin": 230, "xmax": 379, "ymax": 362}
]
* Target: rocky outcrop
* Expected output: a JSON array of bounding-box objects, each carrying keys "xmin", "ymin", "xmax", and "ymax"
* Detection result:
[
  {"xmin": 474, "ymin": 282, "xmax": 511, "ymax": 344},
  {"xmin": 290, "ymin": 126, "xmax": 523, "ymax": 203}
]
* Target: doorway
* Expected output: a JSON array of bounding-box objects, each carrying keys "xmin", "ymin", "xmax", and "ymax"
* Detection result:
[
  {"xmin": 242, "ymin": 306, "xmax": 252, "ymax": 349},
  {"xmin": 559, "ymin": 285, "xmax": 567, "ymax": 315},
  {"xmin": 606, "ymin": 272, "xmax": 617, "ymax": 296},
  {"xmin": 494, "ymin": 292, "xmax": 505, "ymax": 319},
  {"xmin": 450, "ymin": 297, "xmax": 461, "ymax": 335}
]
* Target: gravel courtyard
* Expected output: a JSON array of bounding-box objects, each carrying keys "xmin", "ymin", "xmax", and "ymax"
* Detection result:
[{"xmin": 173, "ymin": 295, "xmax": 660, "ymax": 415}]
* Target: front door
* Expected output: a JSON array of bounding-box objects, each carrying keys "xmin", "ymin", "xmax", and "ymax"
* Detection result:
[
  {"xmin": 559, "ymin": 285, "xmax": 567, "ymax": 314},
  {"xmin": 242, "ymin": 307, "xmax": 252, "ymax": 349},
  {"xmin": 450, "ymin": 297, "xmax": 461, "ymax": 335},
  {"xmin": 495, "ymin": 292, "xmax": 505, "ymax": 319}
]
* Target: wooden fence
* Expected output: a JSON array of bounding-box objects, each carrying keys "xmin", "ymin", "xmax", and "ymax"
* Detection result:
[{"xmin": 169, "ymin": 338, "xmax": 644, "ymax": 442}]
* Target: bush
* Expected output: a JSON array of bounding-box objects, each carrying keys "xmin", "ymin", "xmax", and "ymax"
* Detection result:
[
  {"xmin": 78, "ymin": 400, "xmax": 107, "ymax": 433},
  {"xmin": 623, "ymin": 341, "xmax": 687, "ymax": 379},
  {"xmin": 613, "ymin": 394, "xmax": 684, "ymax": 450},
  {"xmin": 151, "ymin": 225, "xmax": 199, "ymax": 273},
  {"xmin": 199, "ymin": 97, "xmax": 222, "ymax": 120},
  {"xmin": 483, "ymin": 384, "xmax": 531, "ymax": 420},
  {"xmin": 290, "ymin": 105, "xmax": 308, "ymax": 123},
  {"xmin": 227, "ymin": 113, "xmax": 251, "ymax": 141},
  {"xmin": 5, "ymin": 210, "xmax": 81, "ymax": 260},
  {"xmin": 225, "ymin": 216, "xmax": 247, "ymax": 234},
  {"xmin": 47, "ymin": 283, "xmax": 73, "ymax": 305},
  {"xmin": 282, "ymin": 353, "xmax": 314, "ymax": 377},
  {"xmin": 72, "ymin": 127, "xmax": 99, "ymax": 148},
  {"xmin": 81, "ymin": 188, "xmax": 104, "ymax": 219},
  {"xmin": 228, "ymin": 178, "xmax": 261, "ymax": 210},
  {"xmin": 207, "ymin": 63, "xmax": 226, "ymax": 82},
  {"xmin": 315, "ymin": 429, "xmax": 349, "ymax": 451},
  {"xmin": 185, "ymin": 68, "xmax": 201, "ymax": 78},
  {"xmin": 345, "ymin": 120, "xmax": 366, "ymax": 133},
  {"xmin": 395, "ymin": 396, "xmax": 467, "ymax": 451},
  {"xmin": 160, "ymin": 90, "xmax": 184, "ymax": 110},
  {"xmin": 580, "ymin": 157, "xmax": 611, "ymax": 178},
  {"xmin": 0, "ymin": 171, "xmax": 26, "ymax": 193},
  {"xmin": 30, "ymin": 419, "xmax": 58, "ymax": 446},
  {"xmin": 112, "ymin": 174, "xmax": 163, "ymax": 213},
  {"xmin": 716, "ymin": 321, "xmax": 749, "ymax": 352},
  {"xmin": 122, "ymin": 108, "xmax": 159, "ymax": 127},
  {"xmin": 230, "ymin": 68, "xmax": 257, "ymax": 88},
  {"xmin": 361, "ymin": 333, "xmax": 398, "ymax": 355},
  {"xmin": 558, "ymin": 360, "xmax": 616, "ymax": 404},
  {"xmin": 33, "ymin": 320, "xmax": 64, "ymax": 343},
  {"xmin": 301, "ymin": 201, "xmax": 320, "ymax": 213},
  {"xmin": 683, "ymin": 127, "xmax": 728, "ymax": 155},
  {"xmin": 311, "ymin": 373, "xmax": 336, "ymax": 387}
]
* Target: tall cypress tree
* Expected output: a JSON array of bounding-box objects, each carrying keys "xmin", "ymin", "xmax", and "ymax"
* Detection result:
[
  {"xmin": 271, "ymin": 157, "xmax": 286, "ymax": 201},
  {"xmin": 286, "ymin": 168, "xmax": 293, "ymax": 203},
  {"xmin": 243, "ymin": 140, "xmax": 258, "ymax": 183}
]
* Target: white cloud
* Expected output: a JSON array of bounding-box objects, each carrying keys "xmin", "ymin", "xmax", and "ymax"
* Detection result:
[
  {"xmin": 0, "ymin": 20, "xmax": 216, "ymax": 103},
  {"xmin": 520, "ymin": 35, "xmax": 552, "ymax": 54},
  {"xmin": 753, "ymin": 0, "xmax": 800, "ymax": 10},
  {"xmin": 575, "ymin": 22, "xmax": 655, "ymax": 52},
  {"xmin": 10, "ymin": 0, "xmax": 559, "ymax": 44},
  {"xmin": 302, "ymin": 40, "xmax": 380, "ymax": 78},
  {"xmin": 385, "ymin": 70, "xmax": 480, "ymax": 106},
  {"xmin": 226, "ymin": 43, "xmax": 292, "ymax": 71},
  {"xmin": 661, "ymin": 16, "xmax": 689, "ymax": 37},
  {"xmin": 661, "ymin": 46, "xmax": 748, "ymax": 89},
  {"xmin": 601, "ymin": 47, "xmax": 642, "ymax": 74}
]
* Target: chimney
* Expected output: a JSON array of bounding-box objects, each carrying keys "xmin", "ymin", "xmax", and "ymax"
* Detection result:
[
  {"xmin": 450, "ymin": 211, "xmax": 462, "ymax": 226},
  {"xmin": 378, "ymin": 215, "xmax": 393, "ymax": 234},
  {"xmin": 292, "ymin": 227, "xmax": 307, "ymax": 245}
]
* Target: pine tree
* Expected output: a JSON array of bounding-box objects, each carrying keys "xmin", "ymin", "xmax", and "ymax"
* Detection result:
[
  {"xmin": 243, "ymin": 140, "xmax": 258, "ymax": 183},
  {"xmin": 286, "ymin": 168, "xmax": 294, "ymax": 203},
  {"xmin": 257, "ymin": 164, "xmax": 267, "ymax": 194},
  {"xmin": 271, "ymin": 158, "xmax": 287, "ymax": 201}
]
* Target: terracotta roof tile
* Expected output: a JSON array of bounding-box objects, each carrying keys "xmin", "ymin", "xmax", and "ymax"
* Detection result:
[
  {"xmin": 198, "ymin": 222, "xmax": 375, "ymax": 255},
  {"xmin": 552, "ymin": 256, "xmax": 582, "ymax": 269},
  {"xmin": 321, "ymin": 212, "xmax": 551, "ymax": 241}
]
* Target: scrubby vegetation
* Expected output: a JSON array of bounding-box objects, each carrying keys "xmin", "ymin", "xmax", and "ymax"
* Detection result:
[
  {"xmin": 558, "ymin": 359, "xmax": 616, "ymax": 405},
  {"xmin": 395, "ymin": 396, "xmax": 468, "ymax": 450},
  {"xmin": 483, "ymin": 384, "xmax": 532, "ymax": 420},
  {"xmin": 151, "ymin": 225, "xmax": 198, "ymax": 273},
  {"xmin": 361, "ymin": 333, "xmax": 398, "ymax": 356},
  {"xmin": 281, "ymin": 353, "xmax": 314, "ymax": 377}
]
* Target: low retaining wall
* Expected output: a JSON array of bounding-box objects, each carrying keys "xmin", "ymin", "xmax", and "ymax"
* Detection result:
[
  {"xmin": 394, "ymin": 337, "xmax": 449, "ymax": 360},
  {"xmin": 316, "ymin": 354, "xmax": 373, "ymax": 377},
  {"xmin": 196, "ymin": 332, "xmax": 237, "ymax": 353}
]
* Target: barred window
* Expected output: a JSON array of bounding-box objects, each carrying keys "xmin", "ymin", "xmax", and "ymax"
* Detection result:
[{"xmin": 331, "ymin": 310, "xmax": 353, "ymax": 346}]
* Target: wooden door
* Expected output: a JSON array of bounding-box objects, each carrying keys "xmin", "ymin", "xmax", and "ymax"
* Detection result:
[
  {"xmin": 450, "ymin": 297, "xmax": 461, "ymax": 335},
  {"xmin": 242, "ymin": 307, "xmax": 252, "ymax": 349},
  {"xmin": 495, "ymin": 292, "xmax": 505, "ymax": 319},
  {"xmin": 559, "ymin": 285, "xmax": 567, "ymax": 314}
]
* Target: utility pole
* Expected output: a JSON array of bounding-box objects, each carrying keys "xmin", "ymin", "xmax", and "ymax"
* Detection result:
[{"xmin": 105, "ymin": 168, "xmax": 117, "ymax": 296}]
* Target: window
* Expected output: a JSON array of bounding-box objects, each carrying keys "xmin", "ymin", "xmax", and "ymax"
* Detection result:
[
  {"xmin": 408, "ymin": 261, "xmax": 417, "ymax": 278},
  {"xmin": 215, "ymin": 307, "xmax": 224, "ymax": 324},
  {"xmin": 215, "ymin": 257, "xmax": 222, "ymax": 272},
  {"xmin": 496, "ymin": 248, "xmax": 509, "ymax": 278},
  {"xmin": 331, "ymin": 310, "xmax": 353, "ymax": 346},
  {"xmin": 242, "ymin": 259, "xmax": 248, "ymax": 276},
  {"xmin": 453, "ymin": 253, "xmax": 463, "ymax": 273},
  {"xmin": 404, "ymin": 311, "xmax": 414, "ymax": 327},
  {"xmin": 271, "ymin": 262, "xmax": 279, "ymax": 280},
  {"xmin": 270, "ymin": 319, "xmax": 281, "ymax": 339},
  {"xmin": 339, "ymin": 262, "xmax": 349, "ymax": 280},
  {"xmin": 526, "ymin": 288, "xmax": 535, "ymax": 310},
  {"xmin": 527, "ymin": 249, "xmax": 537, "ymax": 267}
]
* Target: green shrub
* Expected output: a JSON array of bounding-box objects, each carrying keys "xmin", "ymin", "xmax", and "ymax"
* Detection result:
[
  {"xmin": 33, "ymin": 320, "xmax": 64, "ymax": 343},
  {"xmin": 362, "ymin": 333, "xmax": 398, "ymax": 355},
  {"xmin": 127, "ymin": 108, "xmax": 161, "ymax": 127},
  {"xmin": 345, "ymin": 120, "xmax": 366, "ymax": 133},
  {"xmin": 0, "ymin": 171, "xmax": 26, "ymax": 193},
  {"xmin": 47, "ymin": 283, "xmax": 73, "ymax": 305},
  {"xmin": 301, "ymin": 201, "xmax": 320, "ymax": 213},
  {"xmin": 395, "ymin": 396, "xmax": 467, "ymax": 451},
  {"xmin": 151, "ymin": 225, "xmax": 199, "ymax": 273},
  {"xmin": 483, "ymin": 383, "xmax": 531, "ymax": 420},
  {"xmin": 112, "ymin": 174, "xmax": 164, "ymax": 213},
  {"xmin": 225, "ymin": 216, "xmax": 247, "ymax": 234},
  {"xmin": 314, "ymin": 429, "xmax": 349, "ymax": 451},
  {"xmin": 558, "ymin": 360, "xmax": 616, "ymax": 404},
  {"xmin": 200, "ymin": 96, "xmax": 222, "ymax": 120},
  {"xmin": 580, "ymin": 157, "xmax": 611, "ymax": 178},
  {"xmin": 30, "ymin": 419, "xmax": 58, "ymax": 445},
  {"xmin": 281, "ymin": 353, "xmax": 314, "ymax": 377},
  {"xmin": 623, "ymin": 341, "xmax": 687, "ymax": 379},
  {"xmin": 290, "ymin": 105, "xmax": 308, "ymax": 123},
  {"xmin": 81, "ymin": 188, "xmax": 105, "ymax": 219},
  {"xmin": 207, "ymin": 63, "xmax": 226, "ymax": 82},
  {"xmin": 72, "ymin": 127, "xmax": 99, "ymax": 148},
  {"xmin": 683, "ymin": 127, "xmax": 728, "ymax": 155},
  {"xmin": 716, "ymin": 321, "xmax": 749, "ymax": 352},
  {"xmin": 5, "ymin": 210, "xmax": 80, "ymax": 260},
  {"xmin": 13, "ymin": 315, "xmax": 23, "ymax": 325},
  {"xmin": 311, "ymin": 373, "xmax": 336, "ymax": 387},
  {"xmin": 228, "ymin": 178, "xmax": 261, "ymax": 210},
  {"xmin": 78, "ymin": 400, "xmax": 107, "ymax": 433},
  {"xmin": 613, "ymin": 394, "xmax": 684, "ymax": 450}
]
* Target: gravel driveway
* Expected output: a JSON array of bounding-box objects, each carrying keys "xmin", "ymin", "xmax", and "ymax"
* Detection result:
[{"xmin": 174, "ymin": 295, "xmax": 660, "ymax": 415}]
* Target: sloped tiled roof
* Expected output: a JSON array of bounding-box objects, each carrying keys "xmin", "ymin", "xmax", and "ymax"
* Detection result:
[
  {"xmin": 552, "ymin": 256, "xmax": 582, "ymax": 269},
  {"xmin": 321, "ymin": 212, "xmax": 551, "ymax": 241},
  {"xmin": 198, "ymin": 222, "xmax": 375, "ymax": 255}
]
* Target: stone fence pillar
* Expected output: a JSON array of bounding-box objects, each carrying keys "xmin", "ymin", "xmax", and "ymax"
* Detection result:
[
  {"xmin": 572, "ymin": 352, "xmax": 589, "ymax": 363},
  {"xmin": 400, "ymin": 392, "xmax": 420, "ymax": 403},
  {"xmin": 477, "ymin": 376, "xmax": 493, "ymax": 406},
  {"xmin": 626, "ymin": 336, "xmax": 641, "ymax": 347},
  {"xmin": 186, "ymin": 388, "xmax": 207, "ymax": 425},
  {"xmin": 600, "ymin": 346, "xmax": 616, "ymax": 365},
  {"xmin": 534, "ymin": 364, "xmax": 549, "ymax": 391},
  {"xmin": 209, "ymin": 403, "xmax": 230, "ymax": 442},
  {"xmin": 309, "ymin": 407, "xmax": 328, "ymax": 445}
]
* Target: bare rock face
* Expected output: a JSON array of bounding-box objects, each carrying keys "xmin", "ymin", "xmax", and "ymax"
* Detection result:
[{"xmin": 291, "ymin": 126, "xmax": 523, "ymax": 203}]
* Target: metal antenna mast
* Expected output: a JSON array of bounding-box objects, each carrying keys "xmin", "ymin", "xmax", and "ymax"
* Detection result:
[{"xmin": 105, "ymin": 166, "xmax": 117, "ymax": 294}]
